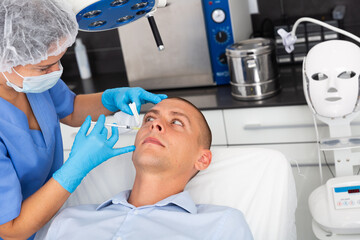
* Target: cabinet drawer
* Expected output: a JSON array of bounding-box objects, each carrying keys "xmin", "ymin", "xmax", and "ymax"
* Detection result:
[
  {"xmin": 202, "ymin": 110, "xmax": 227, "ymax": 146},
  {"xmin": 229, "ymin": 143, "xmax": 318, "ymax": 165},
  {"xmin": 224, "ymin": 105, "xmax": 360, "ymax": 145},
  {"xmin": 224, "ymin": 105, "xmax": 317, "ymax": 144}
]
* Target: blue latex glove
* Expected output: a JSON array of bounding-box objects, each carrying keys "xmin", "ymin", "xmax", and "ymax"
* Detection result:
[
  {"xmin": 102, "ymin": 87, "xmax": 168, "ymax": 114},
  {"xmin": 53, "ymin": 115, "xmax": 135, "ymax": 193}
]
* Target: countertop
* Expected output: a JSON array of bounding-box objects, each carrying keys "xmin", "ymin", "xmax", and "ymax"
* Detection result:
[{"xmin": 63, "ymin": 65, "xmax": 306, "ymax": 112}]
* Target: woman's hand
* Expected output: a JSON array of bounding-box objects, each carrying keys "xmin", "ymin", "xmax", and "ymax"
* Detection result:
[
  {"xmin": 53, "ymin": 115, "xmax": 135, "ymax": 193},
  {"xmin": 101, "ymin": 87, "xmax": 167, "ymax": 114}
]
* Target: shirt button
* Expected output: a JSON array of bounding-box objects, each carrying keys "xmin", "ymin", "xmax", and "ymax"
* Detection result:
[
  {"xmin": 134, "ymin": 209, "xmax": 138, "ymax": 215},
  {"xmin": 116, "ymin": 237, "xmax": 122, "ymax": 240}
]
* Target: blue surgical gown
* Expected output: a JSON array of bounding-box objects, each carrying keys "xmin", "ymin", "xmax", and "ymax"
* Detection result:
[{"xmin": 0, "ymin": 79, "xmax": 75, "ymax": 240}]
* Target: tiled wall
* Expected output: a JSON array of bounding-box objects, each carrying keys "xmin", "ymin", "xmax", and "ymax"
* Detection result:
[
  {"xmin": 253, "ymin": 0, "xmax": 360, "ymax": 39},
  {"xmin": 61, "ymin": 29, "xmax": 128, "ymax": 94}
]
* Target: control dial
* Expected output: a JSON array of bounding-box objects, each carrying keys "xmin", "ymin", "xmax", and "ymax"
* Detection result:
[
  {"xmin": 218, "ymin": 53, "xmax": 227, "ymax": 65},
  {"xmin": 215, "ymin": 31, "xmax": 228, "ymax": 43},
  {"xmin": 211, "ymin": 9, "xmax": 226, "ymax": 23}
]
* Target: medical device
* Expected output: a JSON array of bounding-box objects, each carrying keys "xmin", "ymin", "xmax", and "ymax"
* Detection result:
[
  {"xmin": 279, "ymin": 18, "xmax": 360, "ymax": 240},
  {"xmin": 91, "ymin": 102, "xmax": 141, "ymax": 131},
  {"xmin": 202, "ymin": 0, "xmax": 252, "ymax": 85},
  {"xmin": 118, "ymin": 0, "xmax": 252, "ymax": 90},
  {"xmin": 91, "ymin": 121, "xmax": 140, "ymax": 130},
  {"xmin": 65, "ymin": 0, "xmax": 167, "ymax": 50},
  {"xmin": 309, "ymin": 176, "xmax": 360, "ymax": 237}
]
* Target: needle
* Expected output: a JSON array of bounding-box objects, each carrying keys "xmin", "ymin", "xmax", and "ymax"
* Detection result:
[{"xmin": 91, "ymin": 121, "xmax": 140, "ymax": 130}]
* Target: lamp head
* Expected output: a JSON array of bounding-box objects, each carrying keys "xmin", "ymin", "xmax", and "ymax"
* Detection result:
[
  {"xmin": 303, "ymin": 40, "xmax": 360, "ymax": 118},
  {"xmin": 66, "ymin": 0, "xmax": 165, "ymax": 32}
]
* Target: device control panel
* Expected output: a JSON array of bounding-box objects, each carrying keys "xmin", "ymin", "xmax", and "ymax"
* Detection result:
[
  {"xmin": 333, "ymin": 185, "xmax": 360, "ymax": 209},
  {"xmin": 202, "ymin": 0, "xmax": 234, "ymax": 85}
]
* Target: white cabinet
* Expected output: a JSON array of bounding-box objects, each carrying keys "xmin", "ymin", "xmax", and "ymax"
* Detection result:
[
  {"xmin": 222, "ymin": 105, "xmax": 360, "ymax": 164},
  {"xmin": 223, "ymin": 105, "xmax": 317, "ymax": 144},
  {"xmin": 202, "ymin": 110, "xmax": 227, "ymax": 146}
]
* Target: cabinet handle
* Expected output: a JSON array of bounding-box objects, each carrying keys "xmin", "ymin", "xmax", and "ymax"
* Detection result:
[
  {"xmin": 244, "ymin": 121, "xmax": 360, "ymax": 130},
  {"xmin": 243, "ymin": 123, "xmax": 320, "ymax": 130}
]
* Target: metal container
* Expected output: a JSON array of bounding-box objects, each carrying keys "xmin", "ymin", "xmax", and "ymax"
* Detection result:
[{"xmin": 226, "ymin": 38, "xmax": 280, "ymax": 100}]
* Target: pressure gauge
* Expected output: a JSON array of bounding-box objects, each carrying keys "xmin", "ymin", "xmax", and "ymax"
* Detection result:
[{"xmin": 211, "ymin": 9, "xmax": 226, "ymax": 23}]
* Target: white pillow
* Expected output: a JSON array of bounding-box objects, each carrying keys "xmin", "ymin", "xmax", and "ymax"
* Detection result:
[
  {"xmin": 186, "ymin": 147, "xmax": 297, "ymax": 240},
  {"xmin": 40, "ymin": 147, "xmax": 297, "ymax": 240}
]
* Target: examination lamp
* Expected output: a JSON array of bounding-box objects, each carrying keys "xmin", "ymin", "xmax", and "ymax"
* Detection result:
[
  {"xmin": 66, "ymin": 0, "xmax": 167, "ymax": 50},
  {"xmin": 279, "ymin": 18, "xmax": 360, "ymax": 240}
]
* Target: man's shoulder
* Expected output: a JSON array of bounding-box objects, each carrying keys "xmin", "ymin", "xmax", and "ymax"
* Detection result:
[
  {"xmin": 196, "ymin": 203, "xmax": 241, "ymax": 213},
  {"xmin": 195, "ymin": 204, "xmax": 246, "ymax": 219},
  {"xmin": 57, "ymin": 204, "xmax": 99, "ymax": 217},
  {"xmin": 195, "ymin": 204, "xmax": 253, "ymax": 239}
]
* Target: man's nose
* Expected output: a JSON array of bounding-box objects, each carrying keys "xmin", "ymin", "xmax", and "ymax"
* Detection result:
[{"xmin": 150, "ymin": 120, "xmax": 163, "ymax": 132}]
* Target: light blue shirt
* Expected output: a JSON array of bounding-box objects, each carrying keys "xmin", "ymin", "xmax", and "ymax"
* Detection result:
[
  {"xmin": 0, "ymin": 79, "xmax": 75, "ymax": 240},
  {"xmin": 44, "ymin": 190, "xmax": 253, "ymax": 240}
]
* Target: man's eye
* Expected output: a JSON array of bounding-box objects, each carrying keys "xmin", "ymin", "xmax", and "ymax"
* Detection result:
[
  {"xmin": 172, "ymin": 119, "xmax": 183, "ymax": 126},
  {"xmin": 145, "ymin": 116, "xmax": 154, "ymax": 122}
]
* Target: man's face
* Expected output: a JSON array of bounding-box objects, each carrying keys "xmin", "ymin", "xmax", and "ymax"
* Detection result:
[{"xmin": 133, "ymin": 99, "xmax": 204, "ymax": 178}]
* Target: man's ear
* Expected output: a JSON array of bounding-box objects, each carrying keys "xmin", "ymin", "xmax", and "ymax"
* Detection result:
[{"xmin": 195, "ymin": 149, "xmax": 212, "ymax": 171}]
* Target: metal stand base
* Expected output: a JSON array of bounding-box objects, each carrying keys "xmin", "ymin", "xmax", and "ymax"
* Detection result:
[{"xmin": 312, "ymin": 220, "xmax": 360, "ymax": 240}]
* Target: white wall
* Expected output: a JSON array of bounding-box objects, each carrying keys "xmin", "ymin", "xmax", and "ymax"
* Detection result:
[{"xmin": 248, "ymin": 0, "xmax": 259, "ymax": 14}]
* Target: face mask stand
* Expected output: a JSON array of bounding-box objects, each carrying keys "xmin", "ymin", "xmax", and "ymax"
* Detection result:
[
  {"xmin": 279, "ymin": 18, "xmax": 360, "ymax": 239},
  {"xmin": 305, "ymin": 46, "xmax": 360, "ymax": 239},
  {"xmin": 308, "ymin": 113, "xmax": 360, "ymax": 240}
]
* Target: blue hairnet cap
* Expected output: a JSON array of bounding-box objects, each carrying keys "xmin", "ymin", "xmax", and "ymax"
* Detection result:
[{"xmin": 0, "ymin": 0, "xmax": 79, "ymax": 72}]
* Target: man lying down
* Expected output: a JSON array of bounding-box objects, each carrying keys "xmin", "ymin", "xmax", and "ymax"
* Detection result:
[{"xmin": 43, "ymin": 98, "xmax": 253, "ymax": 240}]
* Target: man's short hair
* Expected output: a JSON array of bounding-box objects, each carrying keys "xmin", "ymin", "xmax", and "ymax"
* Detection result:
[{"xmin": 171, "ymin": 97, "xmax": 212, "ymax": 149}]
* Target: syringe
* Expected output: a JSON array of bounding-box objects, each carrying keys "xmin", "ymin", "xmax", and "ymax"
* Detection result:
[{"xmin": 91, "ymin": 121, "xmax": 140, "ymax": 130}]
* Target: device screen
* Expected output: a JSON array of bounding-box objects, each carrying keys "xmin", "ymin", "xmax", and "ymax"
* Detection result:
[{"xmin": 348, "ymin": 189, "xmax": 360, "ymax": 194}]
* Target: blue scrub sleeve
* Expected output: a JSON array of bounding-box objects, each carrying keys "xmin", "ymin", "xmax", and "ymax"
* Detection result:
[
  {"xmin": 49, "ymin": 79, "xmax": 76, "ymax": 119},
  {"xmin": 0, "ymin": 139, "xmax": 22, "ymax": 225}
]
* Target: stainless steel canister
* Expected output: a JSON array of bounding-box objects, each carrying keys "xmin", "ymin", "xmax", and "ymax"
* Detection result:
[{"xmin": 226, "ymin": 38, "xmax": 280, "ymax": 100}]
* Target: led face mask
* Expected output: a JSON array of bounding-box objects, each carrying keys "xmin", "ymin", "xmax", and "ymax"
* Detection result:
[
  {"xmin": 304, "ymin": 40, "xmax": 360, "ymax": 118},
  {"xmin": 3, "ymin": 63, "xmax": 63, "ymax": 93},
  {"xmin": 278, "ymin": 18, "xmax": 360, "ymax": 118}
]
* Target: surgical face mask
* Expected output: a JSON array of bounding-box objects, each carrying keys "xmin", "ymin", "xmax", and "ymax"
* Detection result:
[{"xmin": 2, "ymin": 63, "xmax": 63, "ymax": 93}]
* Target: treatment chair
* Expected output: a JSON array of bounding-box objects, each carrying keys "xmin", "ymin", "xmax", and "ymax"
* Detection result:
[{"xmin": 37, "ymin": 147, "xmax": 297, "ymax": 240}]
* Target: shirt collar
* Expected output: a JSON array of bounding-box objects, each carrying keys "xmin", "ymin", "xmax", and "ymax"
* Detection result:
[
  {"xmin": 96, "ymin": 190, "xmax": 197, "ymax": 214},
  {"xmin": 96, "ymin": 190, "xmax": 132, "ymax": 210},
  {"xmin": 155, "ymin": 191, "xmax": 197, "ymax": 214}
]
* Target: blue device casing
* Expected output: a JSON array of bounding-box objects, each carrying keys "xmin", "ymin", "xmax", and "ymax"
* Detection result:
[{"xmin": 202, "ymin": 0, "xmax": 234, "ymax": 85}]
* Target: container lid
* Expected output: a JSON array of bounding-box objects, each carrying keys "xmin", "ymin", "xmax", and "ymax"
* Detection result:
[{"xmin": 226, "ymin": 38, "xmax": 274, "ymax": 57}]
